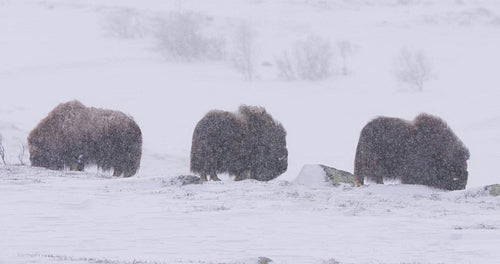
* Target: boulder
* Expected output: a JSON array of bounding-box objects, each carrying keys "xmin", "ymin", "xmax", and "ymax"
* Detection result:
[
  {"xmin": 257, "ymin": 257, "xmax": 274, "ymax": 264},
  {"xmin": 165, "ymin": 175, "xmax": 202, "ymax": 186},
  {"xmin": 320, "ymin": 165, "xmax": 355, "ymax": 186},
  {"xmin": 295, "ymin": 164, "xmax": 354, "ymax": 187},
  {"xmin": 485, "ymin": 184, "xmax": 500, "ymax": 196}
]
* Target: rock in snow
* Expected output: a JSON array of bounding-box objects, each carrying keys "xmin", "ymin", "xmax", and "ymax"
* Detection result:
[
  {"xmin": 295, "ymin": 164, "xmax": 354, "ymax": 187},
  {"xmin": 485, "ymin": 184, "xmax": 500, "ymax": 196},
  {"xmin": 257, "ymin": 256, "xmax": 274, "ymax": 264},
  {"xmin": 165, "ymin": 175, "xmax": 202, "ymax": 186}
]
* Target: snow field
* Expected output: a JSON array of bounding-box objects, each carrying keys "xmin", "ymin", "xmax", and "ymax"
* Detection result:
[{"xmin": 1, "ymin": 166, "xmax": 500, "ymax": 263}]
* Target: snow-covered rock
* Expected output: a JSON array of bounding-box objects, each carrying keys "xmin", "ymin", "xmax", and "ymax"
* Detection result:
[
  {"xmin": 485, "ymin": 184, "xmax": 500, "ymax": 196},
  {"xmin": 257, "ymin": 256, "xmax": 274, "ymax": 264},
  {"xmin": 164, "ymin": 175, "xmax": 202, "ymax": 186},
  {"xmin": 295, "ymin": 164, "xmax": 354, "ymax": 187}
]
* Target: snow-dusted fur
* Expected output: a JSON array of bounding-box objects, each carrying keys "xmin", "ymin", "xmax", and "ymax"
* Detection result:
[
  {"xmin": 354, "ymin": 113, "xmax": 469, "ymax": 190},
  {"xmin": 28, "ymin": 100, "xmax": 142, "ymax": 177},
  {"xmin": 190, "ymin": 105, "xmax": 287, "ymax": 181}
]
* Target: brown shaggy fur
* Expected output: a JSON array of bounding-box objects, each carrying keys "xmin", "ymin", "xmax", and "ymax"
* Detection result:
[
  {"xmin": 354, "ymin": 113, "xmax": 469, "ymax": 190},
  {"xmin": 28, "ymin": 100, "xmax": 142, "ymax": 177},
  {"xmin": 190, "ymin": 105, "xmax": 288, "ymax": 181}
]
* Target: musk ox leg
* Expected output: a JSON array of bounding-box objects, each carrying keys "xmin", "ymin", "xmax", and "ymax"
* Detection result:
[
  {"xmin": 76, "ymin": 163, "xmax": 84, "ymax": 171},
  {"xmin": 200, "ymin": 172, "xmax": 208, "ymax": 181},
  {"xmin": 353, "ymin": 175, "xmax": 364, "ymax": 187},
  {"xmin": 75, "ymin": 155, "xmax": 85, "ymax": 171},
  {"xmin": 69, "ymin": 155, "xmax": 85, "ymax": 171},
  {"xmin": 245, "ymin": 170, "xmax": 252, "ymax": 180},
  {"xmin": 234, "ymin": 170, "xmax": 251, "ymax": 181},
  {"xmin": 77, "ymin": 154, "xmax": 84, "ymax": 171},
  {"xmin": 372, "ymin": 164, "xmax": 386, "ymax": 184},
  {"xmin": 113, "ymin": 168, "xmax": 123, "ymax": 177},
  {"xmin": 353, "ymin": 144, "xmax": 366, "ymax": 187},
  {"xmin": 210, "ymin": 174, "xmax": 221, "ymax": 181},
  {"xmin": 123, "ymin": 170, "xmax": 135, "ymax": 178},
  {"xmin": 69, "ymin": 163, "xmax": 79, "ymax": 171},
  {"xmin": 354, "ymin": 164, "xmax": 385, "ymax": 186}
]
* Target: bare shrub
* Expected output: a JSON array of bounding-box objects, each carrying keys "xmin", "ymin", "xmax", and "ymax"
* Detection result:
[
  {"xmin": 18, "ymin": 144, "xmax": 27, "ymax": 165},
  {"xmin": 101, "ymin": 9, "xmax": 147, "ymax": 38},
  {"xmin": 294, "ymin": 35, "xmax": 334, "ymax": 80},
  {"xmin": 155, "ymin": 12, "xmax": 225, "ymax": 61},
  {"xmin": 322, "ymin": 259, "xmax": 341, "ymax": 264},
  {"xmin": 274, "ymin": 35, "xmax": 335, "ymax": 81},
  {"xmin": 394, "ymin": 48, "xmax": 435, "ymax": 91},
  {"xmin": 0, "ymin": 135, "xmax": 6, "ymax": 165},
  {"xmin": 337, "ymin": 40, "xmax": 357, "ymax": 75},
  {"xmin": 274, "ymin": 51, "xmax": 295, "ymax": 81},
  {"xmin": 231, "ymin": 23, "xmax": 256, "ymax": 81}
]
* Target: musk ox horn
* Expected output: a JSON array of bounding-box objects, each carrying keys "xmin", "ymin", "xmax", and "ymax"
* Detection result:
[
  {"xmin": 28, "ymin": 100, "xmax": 142, "ymax": 177},
  {"xmin": 190, "ymin": 105, "xmax": 288, "ymax": 181},
  {"xmin": 353, "ymin": 113, "xmax": 469, "ymax": 190}
]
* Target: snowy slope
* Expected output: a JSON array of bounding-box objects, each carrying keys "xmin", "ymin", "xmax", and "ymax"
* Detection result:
[
  {"xmin": 2, "ymin": 165, "xmax": 500, "ymax": 264},
  {"xmin": 1, "ymin": 0, "xmax": 500, "ymax": 263}
]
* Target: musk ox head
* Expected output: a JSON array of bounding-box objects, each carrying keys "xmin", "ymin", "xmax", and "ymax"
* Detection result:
[
  {"xmin": 354, "ymin": 113, "xmax": 469, "ymax": 190},
  {"xmin": 190, "ymin": 105, "xmax": 288, "ymax": 181},
  {"xmin": 28, "ymin": 100, "xmax": 142, "ymax": 177},
  {"xmin": 28, "ymin": 100, "xmax": 88, "ymax": 170}
]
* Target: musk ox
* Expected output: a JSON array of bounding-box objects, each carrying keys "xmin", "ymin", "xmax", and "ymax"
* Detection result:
[
  {"xmin": 28, "ymin": 100, "xmax": 142, "ymax": 177},
  {"xmin": 354, "ymin": 113, "xmax": 469, "ymax": 190},
  {"xmin": 190, "ymin": 105, "xmax": 288, "ymax": 181}
]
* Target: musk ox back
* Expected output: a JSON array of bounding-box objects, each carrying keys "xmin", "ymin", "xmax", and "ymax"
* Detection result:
[
  {"xmin": 28, "ymin": 100, "xmax": 142, "ymax": 177},
  {"xmin": 190, "ymin": 105, "xmax": 288, "ymax": 181},
  {"xmin": 354, "ymin": 113, "xmax": 469, "ymax": 190}
]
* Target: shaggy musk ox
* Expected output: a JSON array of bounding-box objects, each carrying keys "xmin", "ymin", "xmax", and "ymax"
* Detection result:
[
  {"xmin": 354, "ymin": 113, "xmax": 470, "ymax": 190},
  {"xmin": 190, "ymin": 105, "xmax": 288, "ymax": 181},
  {"xmin": 28, "ymin": 100, "xmax": 142, "ymax": 177}
]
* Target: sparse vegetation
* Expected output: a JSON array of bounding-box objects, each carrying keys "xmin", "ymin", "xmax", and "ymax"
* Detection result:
[
  {"xmin": 337, "ymin": 40, "xmax": 357, "ymax": 75},
  {"xmin": 18, "ymin": 144, "xmax": 27, "ymax": 165},
  {"xmin": 322, "ymin": 259, "xmax": 341, "ymax": 264},
  {"xmin": 275, "ymin": 35, "xmax": 335, "ymax": 81},
  {"xmin": 20, "ymin": 253, "xmax": 170, "ymax": 264},
  {"xmin": 275, "ymin": 51, "xmax": 295, "ymax": 81},
  {"xmin": 101, "ymin": 9, "xmax": 147, "ymax": 38},
  {"xmin": 231, "ymin": 22, "xmax": 256, "ymax": 81},
  {"xmin": 155, "ymin": 12, "xmax": 225, "ymax": 61},
  {"xmin": 394, "ymin": 48, "xmax": 435, "ymax": 91},
  {"xmin": 0, "ymin": 135, "xmax": 6, "ymax": 165},
  {"xmin": 294, "ymin": 35, "xmax": 334, "ymax": 80}
]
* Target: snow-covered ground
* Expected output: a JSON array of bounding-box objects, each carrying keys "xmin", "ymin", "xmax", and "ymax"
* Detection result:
[{"xmin": 1, "ymin": 0, "xmax": 500, "ymax": 263}]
